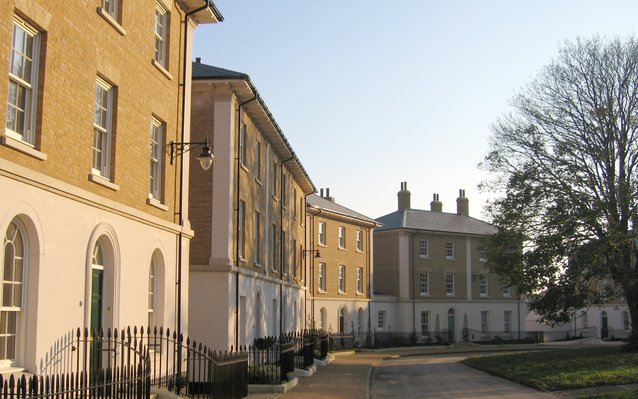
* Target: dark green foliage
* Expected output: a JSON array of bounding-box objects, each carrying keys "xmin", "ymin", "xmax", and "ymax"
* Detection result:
[{"xmin": 481, "ymin": 36, "xmax": 638, "ymax": 347}]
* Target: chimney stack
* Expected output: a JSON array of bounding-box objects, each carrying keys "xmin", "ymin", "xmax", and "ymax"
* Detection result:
[
  {"xmin": 320, "ymin": 188, "xmax": 324, "ymax": 197},
  {"xmin": 195, "ymin": 57, "xmax": 201, "ymax": 63},
  {"xmin": 398, "ymin": 182, "xmax": 411, "ymax": 211},
  {"xmin": 430, "ymin": 193, "xmax": 443, "ymax": 212},
  {"xmin": 456, "ymin": 189, "xmax": 469, "ymax": 216}
]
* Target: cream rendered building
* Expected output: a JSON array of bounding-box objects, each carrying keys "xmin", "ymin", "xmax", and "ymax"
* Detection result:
[
  {"xmin": 373, "ymin": 183, "xmax": 526, "ymax": 342},
  {"xmin": 188, "ymin": 61, "xmax": 315, "ymax": 351},
  {"xmin": 306, "ymin": 190, "xmax": 379, "ymax": 335},
  {"xmin": 0, "ymin": 0, "xmax": 221, "ymax": 373}
]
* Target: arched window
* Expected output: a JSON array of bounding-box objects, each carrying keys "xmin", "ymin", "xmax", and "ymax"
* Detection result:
[
  {"xmin": 2, "ymin": 221, "xmax": 26, "ymax": 365},
  {"xmin": 148, "ymin": 262, "xmax": 155, "ymax": 328},
  {"xmin": 623, "ymin": 311, "xmax": 631, "ymax": 330}
]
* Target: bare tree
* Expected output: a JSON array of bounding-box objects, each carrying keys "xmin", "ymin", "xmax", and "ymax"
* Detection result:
[{"xmin": 481, "ymin": 36, "xmax": 638, "ymax": 349}]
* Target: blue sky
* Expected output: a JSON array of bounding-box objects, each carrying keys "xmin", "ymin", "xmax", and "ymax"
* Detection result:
[{"xmin": 193, "ymin": 1, "xmax": 638, "ymax": 220}]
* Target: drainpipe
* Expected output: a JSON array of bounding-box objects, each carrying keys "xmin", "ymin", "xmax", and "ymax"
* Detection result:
[
  {"xmin": 175, "ymin": 0, "xmax": 215, "ymax": 378},
  {"xmin": 234, "ymin": 95, "xmax": 257, "ymax": 348},
  {"xmin": 411, "ymin": 232, "xmax": 416, "ymax": 336},
  {"xmin": 279, "ymin": 157, "xmax": 294, "ymax": 335}
]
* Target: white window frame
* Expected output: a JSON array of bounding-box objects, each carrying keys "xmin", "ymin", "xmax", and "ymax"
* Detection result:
[
  {"xmin": 445, "ymin": 241, "xmax": 455, "ymax": 259},
  {"xmin": 419, "ymin": 239, "xmax": 429, "ymax": 258},
  {"xmin": 378, "ymin": 311, "xmax": 386, "ymax": 330},
  {"xmin": 238, "ymin": 200, "xmax": 246, "ymax": 260},
  {"xmin": 102, "ymin": 0, "xmax": 119, "ymax": 20},
  {"xmin": 254, "ymin": 211, "xmax": 261, "ymax": 265},
  {"xmin": 623, "ymin": 311, "xmax": 631, "ymax": 330},
  {"xmin": 338, "ymin": 226, "xmax": 346, "ymax": 249},
  {"xmin": 318, "ymin": 263, "xmax": 326, "ymax": 292},
  {"xmin": 356, "ymin": 267, "xmax": 363, "ymax": 294},
  {"xmin": 479, "ymin": 246, "xmax": 487, "ymax": 262},
  {"xmin": 239, "ymin": 122, "xmax": 247, "ymax": 167},
  {"xmin": 318, "ymin": 222, "xmax": 326, "ymax": 246},
  {"xmin": 504, "ymin": 310, "xmax": 511, "ymax": 334},
  {"xmin": 154, "ymin": 2, "xmax": 169, "ymax": 67},
  {"xmin": 445, "ymin": 272, "xmax": 455, "ymax": 296},
  {"xmin": 1, "ymin": 220, "xmax": 27, "ymax": 367},
  {"xmin": 149, "ymin": 118, "xmax": 164, "ymax": 200},
  {"xmin": 356, "ymin": 230, "xmax": 363, "ymax": 252},
  {"xmin": 92, "ymin": 77, "xmax": 114, "ymax": 178},
  {"xmin": 420, "ymin": 311, "xmax": 429, "ymax": 337},
  {"xmin": 502, "ymin": 281, "xmax": 512, "ymax": 297},
  {"xmin": 7, "ymin": 16, "xmax": 40, "ymax": 145},
  {"xmin": 271, "ymin": 224, "xmax": 277, "ymax": 272},
  {"xmin": 479, "ymin": 274, "xmax": 488, "ymax": 297},
  {"xmin": 338, "ymin": 265, "xmax": 346, "ymax": 293},
  {"xmin": 419, "ymin": 272, "xmax": 429, "ymax": 296},
  {"xmin": 255, "ymin": 140, "xmax": 262, "ymax": 181}
]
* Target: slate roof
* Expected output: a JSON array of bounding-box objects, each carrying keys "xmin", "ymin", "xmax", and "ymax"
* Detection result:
[
  {"xmin": 192, "ymin": 63, "xmax": 248, "ymax": 80},
  {"xmin": 308, "ymin": 194, "xmax": 379, "ymax": 226},
  {"xmin": 375, "ymin": 209, "xmax": 495, "ymax": 236}
]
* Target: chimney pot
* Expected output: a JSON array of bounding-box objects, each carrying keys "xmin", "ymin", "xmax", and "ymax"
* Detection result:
[{"xmin": 196, "ymin": 57, "xmax": 201, "ymax": 63}]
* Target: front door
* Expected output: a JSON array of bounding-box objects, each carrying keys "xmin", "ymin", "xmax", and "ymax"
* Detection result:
[
  {"xmin": 90, "ymin": 264, "xmax": 104, "ymax": 373},
  {"xmin": 601, "ymin": 311, "xmax": 609, "ymax": 339},
  {"xmin": 447, "ymin": 309, "xmax": 455, "ymax": 343}
]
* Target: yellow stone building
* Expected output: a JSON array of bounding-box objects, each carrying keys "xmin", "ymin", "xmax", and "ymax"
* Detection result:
[
  {"xmin": 188, "ymin": 61, "xmax": 315, "ymax": 350},
  {"xmin": 0, "ymin": 0, "xmax": 221, "ymax": 372},
  {"xmin": 306, "ymin": 190, "xmax": 379, "ymax": 336}
]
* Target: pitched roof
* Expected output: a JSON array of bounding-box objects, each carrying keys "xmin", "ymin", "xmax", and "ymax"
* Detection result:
[
  {"xmin": 376, "ymin": 209, "xmax": 495, "ymax": 236},
  {"xmin": 191, "ymin": 60, "xmax": 316, "ymax": 195},
  {"xmin": 307, "ymin": 194, "xmax": 379, "ymax": 226}
]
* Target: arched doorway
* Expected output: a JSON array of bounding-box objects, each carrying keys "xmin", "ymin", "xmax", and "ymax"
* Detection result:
[
  {"xmin": 255, "ymin": 291, "xmax": 262, "ymax": 338},
  {"xmin": 601, "ymin": 311, "xmax": 608, "ymax": 339},
  {"xmin": 339, "ymin": 307, "xmax": 346, "ymax": 333},
  {"xmin": 447, "ymin": 308, "xmax": 455, "ymax": 343}
]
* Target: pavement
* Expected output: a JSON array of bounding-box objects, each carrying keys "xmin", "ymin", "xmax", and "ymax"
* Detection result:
[{"xmin": 247, "ymin": 339, "xmax": 632, "ymax": 399}]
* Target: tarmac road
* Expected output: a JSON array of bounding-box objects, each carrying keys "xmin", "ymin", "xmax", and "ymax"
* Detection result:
[{"xmin": 370, "ymin": 353, "xmax": 558, "ymax": 399}]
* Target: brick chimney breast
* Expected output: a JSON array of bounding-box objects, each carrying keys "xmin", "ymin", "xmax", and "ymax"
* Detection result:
[
  {"xmin": 397, "ymin": 182, "xmax": 411, "ymax": 211},
  {"xmin": 430, "ymin": 193, "xmax": 442, "ymax": 212},
  {"xmin": 456, "ymin": 189, "xmax": 469, "ymax": 216}
]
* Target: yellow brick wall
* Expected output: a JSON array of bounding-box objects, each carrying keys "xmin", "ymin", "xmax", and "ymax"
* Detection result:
[
  {"xmin": 0, "ymin": 0, "xmax": 187, "ymax": 223},
  {"xmin": 309, "ymin": 212, "xmax": 371, "ymax": 299}
]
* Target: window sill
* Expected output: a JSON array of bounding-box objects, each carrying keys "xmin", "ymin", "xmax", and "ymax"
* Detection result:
[
  {"xmin": 97, "ymin": 7, "xmax": 127, "ymax": 36},
  {"xmin": 446, "ymin": 294, "xmax": 456, "ymax": 298},
  {"xmin": 89, "ymin": 172, "xmax": 120, "ymax": 191},
  {"xmin": 502, "ymin": 295, "xmax": 512, "ymax": 298},
  {"xmin": 356, "ymin": 249, "xmax": 364, "ymax": 254},
  {"xmin": 419, "ymin": 255, "xmax": 430, "ymax": 259},
  {"xmin": 239, "ymin": 256, "xmax": 246, "ymax": 263},
  {"xmin": 240, "ymin": 164, "xmax": 249, "ymax": 173},
  {"xmin": 338, "ymin": 291, "xmax": 347, "ymax": 295},
  {"xmin": 338, "ymin": 247, "xmax": 346, "ymax": 251},
  {"xmin": 318, "ymin": 289, "xmax": 327, "ymax": 294},
  {"xmin": 356, "ymin": 292, "xmax": 364, "ymax": 296},
  {"xmin": 1, "ymin": 135, "xmax": 47, "ymax": 161},
  {"xmin": 318, "ymin": 243, "xmax": 327, "ymax": 248},
  {"xmin": 479, "ymin": 259, "xmax": 487, "ymax": 263},
  {"xmin": 147, "ymin": 197, "xmax": 168, "ymax": 211},
  {"xmin": 480, "ymin": 295, "xmax": 489, "ymax": 298},
  {"xmin": 254, "ymin": 262, "xmax": 262, "ymax": 268},
  {"xmin": 152, "ymin": 59, "xmax": 173, "ymax": 80},
  {"xmin": 420, "ymin": 293, "xmax": 431, "ymax": 297},
  {"xmin": 255, "ymin": 178, "xmax": 263, "ymax": 186},
  {"xmin": 272, "ymin": 195, "xmax": 279, "ymax": 202},
  {"xmin": 445, "ymin": 257, "xmax": 456, "ymax": 261}
]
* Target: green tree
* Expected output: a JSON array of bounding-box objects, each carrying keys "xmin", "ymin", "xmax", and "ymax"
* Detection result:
[{"xmin": 481, "ymin": 36, "xmax": 638, "ymax": 349}]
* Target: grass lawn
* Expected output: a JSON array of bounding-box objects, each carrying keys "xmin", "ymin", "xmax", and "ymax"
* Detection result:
[
  {"xmin": 463, "ymin": 347, "xmax": 638, "ymax": 391},
  {"xmin": 578, "ymin": 390, "xmax": 638, "ymax": 399}
]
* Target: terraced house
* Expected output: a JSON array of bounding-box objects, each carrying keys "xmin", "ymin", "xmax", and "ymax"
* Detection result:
[
  {"xmin": 0, "ymin": 0, "xmax": 221, "ymax": 373},
  {"xmin": 306, "ymin": 190, "xmax": 379, "ymax": 335},
  {"xmin": 188, "ymin": 60, "xmax": 315, "ymax": 351},
  {"xmin": 373, "ymin": 183, "xmax": 526, "ymax": 343}
]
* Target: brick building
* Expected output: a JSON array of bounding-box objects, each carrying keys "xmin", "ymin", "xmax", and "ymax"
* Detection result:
[
  {"xmin": 306, "ymin": 190, "xmax": 379, "ymax": 336},
  {"xmin": 188, "ymin": 61, "xmax": 315, "ymax": 350},
  {"xmin": 373, "ymin": 183, "xmax": 526, "ymax": 343},
  {"xmin": 0, "ymin": 0, "xmax": 221, "ymax": 372}
]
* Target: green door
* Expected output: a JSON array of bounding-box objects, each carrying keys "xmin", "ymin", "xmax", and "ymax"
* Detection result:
[{"xmin": 90, "ymin": 267, "xmax": 103, "ymax": 373}]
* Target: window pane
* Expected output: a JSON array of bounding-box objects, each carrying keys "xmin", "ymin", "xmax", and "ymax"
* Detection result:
[{"xmin": 2, "ymin": 285, "xmax": 11, "ymax": 307}]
